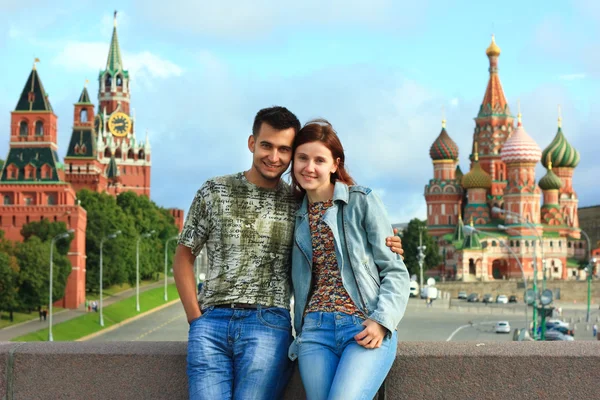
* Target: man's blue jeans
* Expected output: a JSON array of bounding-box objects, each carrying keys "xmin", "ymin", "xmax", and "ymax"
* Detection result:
[
  {"xmin": 297, "ymin": 312, "xmax": 397, "ymax": 400},
  {"xmin": 187, "ymin": 305, "xmax": 293, "ymax": 400}
]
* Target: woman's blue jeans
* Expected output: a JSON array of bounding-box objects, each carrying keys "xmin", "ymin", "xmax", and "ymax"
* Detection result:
[{"xmin": 297, "ymin": 312, "xmax": 397, "ymax": 400}]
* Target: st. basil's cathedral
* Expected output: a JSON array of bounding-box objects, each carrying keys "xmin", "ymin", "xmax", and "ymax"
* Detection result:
[
  {"xmin": 425, "ymin": 36, "xmax": 587, "ymax": 281},
  {"xmin": 0, "ymin": 15, "xmax": 183, "ymax": 308}
]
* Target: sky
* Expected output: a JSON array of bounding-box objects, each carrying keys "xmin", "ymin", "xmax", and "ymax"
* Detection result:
[{"xmin": 1, "ymin": 0, "xmax": 599, "ymax": 223}]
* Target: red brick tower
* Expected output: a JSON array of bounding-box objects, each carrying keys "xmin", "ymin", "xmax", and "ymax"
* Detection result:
[
  {"xmin": 94, "ymin": 12, "xmax": 151, "ymax": 197},
  {"xmin": 0, "ymin": 62, "xmax": 87, "ymax": 308},
  {"xmin": 472, "ymin": 35, "xmax": 515, "ymax": 211},
  {"xmin": 64, "ymin": 84, "xmax": 108, "ymax": 192},
  {"xmin": 425, "ymin": 118, "xmax": 463, "ymax": 236}
]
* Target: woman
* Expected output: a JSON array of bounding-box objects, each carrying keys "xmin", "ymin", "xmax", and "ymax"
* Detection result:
[{"xmin": 288, "ymin": 119, "xmax": 410, "ymax": 400}]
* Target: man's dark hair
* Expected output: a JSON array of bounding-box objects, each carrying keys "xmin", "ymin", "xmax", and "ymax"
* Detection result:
[{"xmin": 252, "ymin": 106, "xmax": 301, "ymax": 137}]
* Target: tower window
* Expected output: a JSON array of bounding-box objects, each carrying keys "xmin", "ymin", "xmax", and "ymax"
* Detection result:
[
  {"xmin": 20, "ymin": 121, "xmax": 28, "ymax": 136},
  {"xmin": 105, "ymin": 75, "xmax": 112, "ymax": 88},
  {"xmin": 80, "ymin": 109, "xmax": 88, "ymax": 123},
  {"xmin": 35, "ymin": 121, "xmax": 44, "ymax": 136},
  {"xmin": 116, "ymin": 75, "xmax": 123, "ymax": 86},
  {"xmin": 105, "ymin": 148, "xmax": 112, "ymax": 158}
]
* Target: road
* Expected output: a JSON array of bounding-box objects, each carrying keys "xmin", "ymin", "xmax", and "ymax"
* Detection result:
[{"xmin": 91, "ymin": 299, "xmax": 562, "ymax": 343}]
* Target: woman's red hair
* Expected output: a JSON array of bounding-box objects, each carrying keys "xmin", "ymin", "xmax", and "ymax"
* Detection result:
[{"xmin": 291, "ymin": 119, "xmax": 355, "ymax": 198}]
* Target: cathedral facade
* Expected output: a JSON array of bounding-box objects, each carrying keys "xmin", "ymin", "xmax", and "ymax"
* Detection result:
[{"xmin": 425, "ymin": 36, "xmax": 587, "ymax": 282}]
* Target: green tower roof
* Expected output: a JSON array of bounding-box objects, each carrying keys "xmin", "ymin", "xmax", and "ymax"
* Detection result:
[
  {"xmin": 462, "ymin": 221, "xmax": 482, "ymax": 249},
  {"xmin": 541, "ymin": 119, "xmax": 580, "ymax": 169},
  {"xmin": 106, "ymin": 156, "xmax": 119, "ymax": 180},
  {"xmin": 15, "ymin": 66, "xmax": 53, "ymax": 112},
  {"xmin": 538, "ymin": 162, "xmax": 563, "ymax": 191},
  {"xmin": 77, "ymin": 86, "xmax": 92, "ymax": 104}
]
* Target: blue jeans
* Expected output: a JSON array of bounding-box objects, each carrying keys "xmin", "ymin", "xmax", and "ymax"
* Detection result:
[
  {"xmin": 187, "ymin": 305, "xmax": 293, "ymax": 400},
  {"xmin": 297, "ymin": 312, "xmax": 397, "ymax": 400}
]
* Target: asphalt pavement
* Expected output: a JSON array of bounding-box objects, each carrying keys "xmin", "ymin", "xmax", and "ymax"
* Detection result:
[{"xmin": 89, "ymin": 298, "xmax": 599, "ymax": 343}]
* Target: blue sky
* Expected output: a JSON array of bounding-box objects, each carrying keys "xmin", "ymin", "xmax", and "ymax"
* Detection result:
[{"xmin": 1, "ymin": 0, "xmax": 599, "ymax": 223}]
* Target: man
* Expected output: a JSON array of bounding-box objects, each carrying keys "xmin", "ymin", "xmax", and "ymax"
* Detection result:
[{"xmin": 174, "ymin": 106, "xmax": 403, "ymax": 400}]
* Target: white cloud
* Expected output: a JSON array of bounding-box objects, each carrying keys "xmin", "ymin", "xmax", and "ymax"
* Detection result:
[
  {"xmin": 51, "ymin": 41, "xmax": 183, "ymax": 86},
  {"xmin": 134, "ymin": 0, "xmax": 428, "ymax": 39},
  {"xmin": 559, "ymin": 73, "xmax": 586, "ymax": 81}
]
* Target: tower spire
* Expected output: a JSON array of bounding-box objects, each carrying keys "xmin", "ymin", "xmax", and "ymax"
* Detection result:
[
  {"xmin": 479, "ymin": 35, "xmax": 510, "ymax": 118},
  {"xmin": 106, "ymin": 11, "xmax": 123, "ymax": 72},
  {"xmin": 557, "ymin": 104, "xmax": 562, "ymax": 128}
]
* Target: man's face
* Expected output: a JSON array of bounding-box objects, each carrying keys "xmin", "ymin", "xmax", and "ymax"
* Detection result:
[{"xmin": 248, "ymin": 123, "xmax": 295, "ymax": 184}]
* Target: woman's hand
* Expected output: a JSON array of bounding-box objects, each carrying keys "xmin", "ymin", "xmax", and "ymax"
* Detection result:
[
  {"xmin": 385, "ymin": 229, "xmax": 404, "ymax": 258},
  {"xmin": 354, "ymin": 319, "xmax": 388, "ymax": 349}
]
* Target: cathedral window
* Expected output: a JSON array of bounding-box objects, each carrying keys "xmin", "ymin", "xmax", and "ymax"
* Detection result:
[
  {"xmin": 491, "ymin": 241, "xmax": 497, "ymax": 247},
  {"xmin": 128, "ymin": 149, "xmax": 135, "ymax": 159},
  {"xmin": 116, "ymin": 75, "xmax": 123, "ymax": 87},
  {"xmin": 138, "ymin": 150, "xmax": 145, "ymax": 159},
  {"xmin": 510, "ymin": 240, "xmax": 514, "ymax": 247},
  {"xmin": 80, "ymin": 109, "xmax": 88, "ymax": 123},
  {"xmin": 105, "ymin": 148, "xmax": 112, "ymax": 158},
  {"xmin": 19, "ymin": 121, "xmax": 28, "ymax": 136},
  {"xmin": 568, "ymin": 242, "xmax": 572, "ymax": 248},
  {"xmin": 115, "ymin": 148, "xmax": 122, "ymax": 158},
  {"xmin": 35, "ymin": 121, "xmax": 44, "ymax": 136},
  {"xmin": 105, "ymin": 75, "xmax": 112, "ymax": 88},
  {"xmin": 550, "ymin": 241, "xmax": 553, "ymax": 247}
]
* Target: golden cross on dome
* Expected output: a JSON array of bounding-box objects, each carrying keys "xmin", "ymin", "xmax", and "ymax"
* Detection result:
[
  {"xmin": 441, "ymin": 105, "xmax": 446, "ymax": 129},
  {"xmin": 473, "ymin": 142, "xmax": 479, "ymax": 161},
  {"xmin": 557, "ymin": 104, "xmax": 562, "ymax": 128}
]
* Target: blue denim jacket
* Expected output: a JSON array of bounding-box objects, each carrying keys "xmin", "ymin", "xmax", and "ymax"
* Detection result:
[{"xmin": 288, "ymin": 182, "xmax": 410, "ymax": 360}]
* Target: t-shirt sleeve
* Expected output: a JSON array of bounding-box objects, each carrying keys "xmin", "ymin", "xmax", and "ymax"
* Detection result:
[{"xmin": 178, "ymin": 184, "xmax": 211, "ymax": 257}]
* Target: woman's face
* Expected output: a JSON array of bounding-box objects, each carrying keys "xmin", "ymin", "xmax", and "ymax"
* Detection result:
[{"xmin": 293, "ymin": 141, "xmax": 338, "ymax": 194}]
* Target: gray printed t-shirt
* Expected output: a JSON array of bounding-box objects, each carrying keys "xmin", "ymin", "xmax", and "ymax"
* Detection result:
[{"xmin": 178, "ymin": 172, "xmax": 297, "ymax": 309}]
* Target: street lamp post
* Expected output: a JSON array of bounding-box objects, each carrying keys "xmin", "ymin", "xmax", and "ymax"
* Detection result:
[
  {"xmin": 164, "ymin": 235, "xmax": 178, "ymax": 302},
  {"xmin": 136, "ymin": 230, "xmax": 156, "ymax": 312},
  {"xmin": 464, "ymin": 225, "xmax": 529, "ymax": 330},
  {"xmin": 99, "ymin": 230, "xmax": 121, "ymax": 326},
  {"xmin": 48, "ymin": 229, "xmax": 74, "ymax": 342},
  {"xmin": 418, "ymin": 226, "xmax": 426, "ymax": 291},
  {"xmin": 494, "ymin": 207, "xmax": 546, "ymax": 339},
  {"xmin": 580, "ymin": 229, "xmax": 596, "ymax": 323}
]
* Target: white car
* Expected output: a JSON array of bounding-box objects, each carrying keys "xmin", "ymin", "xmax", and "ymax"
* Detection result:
[
  {"xmin": 495, "ymin": 321, "xmax": 511, "ymax": 334},
  {"xmin": 496, "ymin": 295, "xmax": 508, "ymax": 304},
  {"xmin": 547, "ymin": 319, "xmax": 570, "ymax": 329}
]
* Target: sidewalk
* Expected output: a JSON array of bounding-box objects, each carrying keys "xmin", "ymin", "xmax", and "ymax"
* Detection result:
[{"xmin": 0, "ymin": 278, "xmax": 174, "ymax": 341}]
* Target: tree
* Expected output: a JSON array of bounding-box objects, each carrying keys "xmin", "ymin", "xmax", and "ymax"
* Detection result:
[
  {"xmin": 0, "ymin": 158, "xmax": 4, "ymax": 171},
  {"xmin": 77, "ymin": 189, "xmax": 137, "ymax": 292},
  {"xmin": 0, "ymin": 252, "xmax": 19, "ymax": 321},
  {"xmin": 399, "ymin": 218, "xmax": 442, "ymax": 277}
]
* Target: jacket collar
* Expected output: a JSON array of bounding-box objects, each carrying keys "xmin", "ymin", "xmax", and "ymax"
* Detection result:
[{"xmin": 295, "ymin": 181, "xmax": 349, "ymax": 217}]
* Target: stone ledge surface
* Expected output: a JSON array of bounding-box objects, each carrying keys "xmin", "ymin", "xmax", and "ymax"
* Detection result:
[{"xmin": 1, "ymin": 341, "xmax": 598, "ymax": 399}]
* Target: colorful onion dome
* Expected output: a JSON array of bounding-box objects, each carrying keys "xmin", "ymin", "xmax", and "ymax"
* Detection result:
[
  {"xmin": 486, "ymin": 35, "xmax": 501, "ymax": 57},
  {"xmin": 541, "ymin": 116, "xmax": 580, "ymax": 169},
  {"xmin": 462, "ymin": 151, "xmax": 492, "ymax": 189},
  {"xmin": 455, "ymin": 165, "xmax": 464, "ymax": 181},
  {"xmin": 538, "ymin": 161, "xmax": 563, "ymax": 191},
  {"xmin": 501, "ymin": 113, "xmax": 541, "ymax": 164},
  {"xmin": 430, "ymin": 120, "xmax": 459, "ymax": 160}
]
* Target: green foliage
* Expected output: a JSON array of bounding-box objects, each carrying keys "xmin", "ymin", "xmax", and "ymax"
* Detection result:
[
  {"xmin": 14, "ymin": 236, "xmax": 71, "ymax": 310},
  {"xmin": 0, "ymin": 158, "xmax": 4, "ymax": 171},
  {"xmin": 77, "ymin": 190, "xmax": 180, "ymax": 292},
  {"xmin": 21, "ymin": 219, "xmax": 72, "ymax": 255},
  {"xmin": 399, "ymin": 218, "xmax": 442, "ymax": 277},
  {"xmin": 0, "ymin": 252, "xmax": 19, "ymax": 315}
]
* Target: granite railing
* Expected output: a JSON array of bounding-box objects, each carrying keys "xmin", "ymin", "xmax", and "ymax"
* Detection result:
[{"xmin": 1, "ymin": 341, "xmax": 599, "ymax": 399}]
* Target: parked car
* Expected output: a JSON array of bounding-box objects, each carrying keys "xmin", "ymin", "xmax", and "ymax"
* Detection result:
[
  {"xmin": 545, "ymin": 321, "xmax": 574, "ymax": 336},
  {"xmin": 546, "ymin": 319, "xmax": 570, "ymax": 330},
  {"xmin": 457, "ymin": 291, "xmax": 468, "ymax": 300},
  {"xmin": 482, "ymin": 294, "xmax": 493, "ymax": 304},
  {"xmin": 409, "ymin": 281, "xmax": 419, "ymax": 298},
  {"xmin": 496, "ymin": 295, "xmax": 509, "ymax": 304},
  {"xmin": 508, "ymin": 295, "xmax": 518, "ymax": 303},
  {"xmin": 495, "ymin": 321, "xmax": 511, "ymax": 334},
  {"xmin": 544, "ymin": 329, "xmax": 574, "ymax": 341},
  {"xmin": 467, "ymin": 293, "xmax": 480, "ymax": 302}
]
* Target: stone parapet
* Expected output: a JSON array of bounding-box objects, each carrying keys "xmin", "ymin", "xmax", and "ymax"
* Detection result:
[{"xmin": 1, "ymin": 341, "xmax": 599, "ymax": 399}]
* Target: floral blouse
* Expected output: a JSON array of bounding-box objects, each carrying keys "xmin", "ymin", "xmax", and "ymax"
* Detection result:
[{"xmin": 305, "ymin": 199, "xmax": 365, "ymax": 318}]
